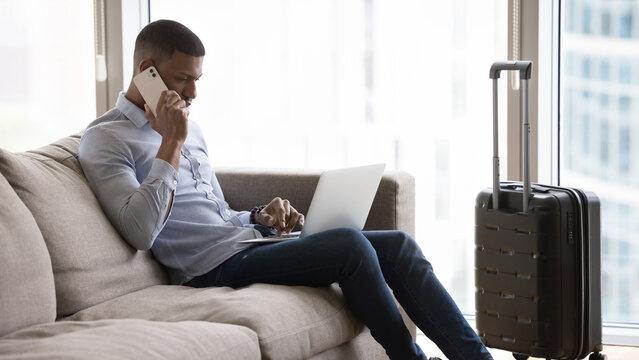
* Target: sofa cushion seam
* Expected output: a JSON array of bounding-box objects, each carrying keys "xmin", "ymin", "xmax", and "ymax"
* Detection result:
[{"xmin": 257, "ymin": 301, "xmax": 355, "ymax": 344}]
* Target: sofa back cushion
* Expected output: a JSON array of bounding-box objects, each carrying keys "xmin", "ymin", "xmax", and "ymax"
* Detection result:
[
  {"xmin": 0, "ymin": 135, "xmax": 168, "ymax": 317},
  {"xmin": 0, "ymin": 173, "xmax": 56, "ymax": 336}
]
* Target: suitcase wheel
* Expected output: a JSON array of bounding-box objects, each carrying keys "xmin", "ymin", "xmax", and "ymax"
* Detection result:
[{"xmin": 512, "ymin": 354, "xmax": 528, "ymax": 360}]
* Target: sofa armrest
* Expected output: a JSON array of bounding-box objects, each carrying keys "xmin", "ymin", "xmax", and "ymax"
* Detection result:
[{"xmin": 215, "ymin": 167, "xmax": 415, "ymax": 237}]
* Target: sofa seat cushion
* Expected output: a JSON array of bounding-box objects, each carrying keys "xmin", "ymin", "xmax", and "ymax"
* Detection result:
[
  {"xmin": 308, "ymin": 327, "xmax": 387, "ymax": 360},
  {"xmin": 65, "ymin": 284, "xmax": 364, "ymax": 360},
  {"xmin": 0, "ymin": 319, "xmax": 259, "ymax": 360},
  {"xmin": 0, "ymin": 173, "xmax": 56, "ymax": 337},
  {"xmin": 0, "ymin": 135, "xmax": 168, "ymax": 317}
]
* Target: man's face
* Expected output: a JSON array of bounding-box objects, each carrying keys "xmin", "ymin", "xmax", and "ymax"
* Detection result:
[{"xmin": 155, "ymin": 50, "xmax": 203, "ymax": 108}]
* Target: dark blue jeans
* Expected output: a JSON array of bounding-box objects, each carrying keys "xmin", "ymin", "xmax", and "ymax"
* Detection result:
[{"xmin": 185, "ymin": 228, "xmax": 493, "ymax": 360}]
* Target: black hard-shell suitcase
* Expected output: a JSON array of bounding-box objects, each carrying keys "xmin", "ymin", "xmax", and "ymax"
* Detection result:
[{"xmin": 474, "ymin": 61, "xmax": 606, "ymax": 360}]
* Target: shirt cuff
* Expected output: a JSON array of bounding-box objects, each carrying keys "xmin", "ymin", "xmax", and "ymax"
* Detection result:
[
  {"xmin": 237, "ymin": 211, "xmax": 251, "ymax": 225},
  {"xmin": 148, "ymin": 158, "xmax": 179, "ymax": 190},
  {"xmin": 229, "ymin": 211, "xmax": 250, "ymax": 227}
]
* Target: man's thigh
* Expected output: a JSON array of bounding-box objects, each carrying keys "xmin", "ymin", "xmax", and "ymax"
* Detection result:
[{"xmin": 213, "ymin": 228, "xmax": 367, "ymax": 288}]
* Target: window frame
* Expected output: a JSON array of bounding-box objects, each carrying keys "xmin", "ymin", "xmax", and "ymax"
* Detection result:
[{"xmin": 94, "ymin": 0, "xmax": 148, "ymax": 116}]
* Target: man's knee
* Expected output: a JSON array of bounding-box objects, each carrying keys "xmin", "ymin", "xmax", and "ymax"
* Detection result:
[
  {"xmin": 323, "ymin": 227, "xmax": 377, "ymax": 261},
  {"xmin": 383, "ymin": 230, "xmax": 416, "ymax": 250},
  {"xmin": 377, "ymin": 230, "xmax": 427, "ymax": 264}
]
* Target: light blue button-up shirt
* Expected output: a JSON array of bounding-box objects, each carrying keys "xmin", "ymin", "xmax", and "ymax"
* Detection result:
[{"xmin": 79, "ymin": 92, "xmax": 262, "ymax": 284}]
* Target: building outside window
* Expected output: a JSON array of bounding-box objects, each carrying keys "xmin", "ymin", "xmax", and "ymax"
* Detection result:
[{"xmin": 561, "ymin": 0, "xmax": 639, "ymax": 324}]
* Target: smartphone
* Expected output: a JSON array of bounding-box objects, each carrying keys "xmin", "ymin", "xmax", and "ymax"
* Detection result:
[{"xmin": 133, "ymin": 66, "xmax": 169, "ymax": 117}]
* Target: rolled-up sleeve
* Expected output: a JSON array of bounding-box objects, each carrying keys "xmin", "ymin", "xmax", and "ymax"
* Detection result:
[{"xmin": 79, "ymin": 127, "xmax": 177, "ymax": 250}]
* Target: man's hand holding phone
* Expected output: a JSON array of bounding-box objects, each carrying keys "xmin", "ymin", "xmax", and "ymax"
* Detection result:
[{"xmin": 144, "ymin": 90, "xmax": 189, "ymax": 145}]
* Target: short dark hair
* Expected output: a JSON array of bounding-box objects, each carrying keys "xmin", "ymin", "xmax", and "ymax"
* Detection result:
[{"xmin": 134, "ymin": 20, "xmax": 205, "ymax": 65}]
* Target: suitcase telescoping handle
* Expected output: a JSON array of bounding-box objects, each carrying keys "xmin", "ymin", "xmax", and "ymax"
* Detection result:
[{"xmin": 489, "ymin": 61, "xmax": 533, "ymax": 212}]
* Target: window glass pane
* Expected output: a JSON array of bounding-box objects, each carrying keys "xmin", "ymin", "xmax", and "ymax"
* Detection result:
[
  {"xmin": 0, "ymin": 1, "xmax": 96, "ymax": 151},
  {"xmin": 600, "ymin": 59, "xmax": 610, "ymax": 80},
  {"xmin": 620, "ymin": 9, "xmax": 633, "ymax": 38},
  {"xmin": 150, "ymin": 0, "xmax": 507, "ymax": 314},
  {"xmin": 601, "ymin": 10, "xmax": 611, "ymax": 36},
  {"xmin": 583, "ymin": 3, "xmax": 593, "ymax": 34},
  {"xmin": 561, "ymin": 0, "xmax": 639, "ymax": 324}
]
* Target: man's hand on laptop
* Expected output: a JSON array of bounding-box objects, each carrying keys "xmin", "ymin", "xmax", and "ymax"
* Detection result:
[{"xmin": 256, "ymin": 197, "xmax": 305, "ymax": 237}]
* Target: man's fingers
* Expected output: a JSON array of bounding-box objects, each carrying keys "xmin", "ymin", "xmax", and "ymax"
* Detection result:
[
  {"xmin": 158, "ymin": 90, "xmax": 183, "ymax": 109},
  {"xmin": 285, "ymin": 207, "xmax": 302, "ymax": 233},
  {"xmin": 264, "ymin": 197, "xmax": 303, "ymax": 234},
  {"xmin": 144, "ymin": 104, "xmax": 158, "ymax": 124},
  {"xmin": 273, "ymin": 198, "xmax": 287, "ymax": 229},
  {"xmin": 260, "ymin": 213, "xmax": 275, "ymax": 227}
]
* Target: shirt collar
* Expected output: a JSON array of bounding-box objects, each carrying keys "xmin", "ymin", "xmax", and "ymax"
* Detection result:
[{"xmin": 115, "ymin": 91, "xmax": 149, "ymax": 129}]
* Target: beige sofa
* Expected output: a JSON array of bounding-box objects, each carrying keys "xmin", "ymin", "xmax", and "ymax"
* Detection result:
[{"xmin": 0, "ymin": 134, "xmax": 416, "ymax": 360}]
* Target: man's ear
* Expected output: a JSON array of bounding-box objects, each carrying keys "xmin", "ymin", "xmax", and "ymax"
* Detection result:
[{"xmin": 137, "ymin": 59, "xmax": 155, "ymax": 73}]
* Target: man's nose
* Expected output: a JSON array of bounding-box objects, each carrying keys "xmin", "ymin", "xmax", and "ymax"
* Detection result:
[{"xmin": 184, "ymin": 80, "xmax": 197, "ymax": 101}]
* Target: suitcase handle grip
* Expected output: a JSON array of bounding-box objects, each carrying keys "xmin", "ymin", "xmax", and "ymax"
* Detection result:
[
  {"xmin": 489, "ymin": 61, "xmax": 532, "ymax": 80},
  {"xmin": 491, "ymin": 61, "xmax": 533, "ymax": 212}
]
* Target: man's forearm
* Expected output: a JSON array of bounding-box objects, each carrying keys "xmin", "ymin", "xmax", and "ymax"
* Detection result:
[
  {"xmin": 156, "ymin": 138, "xmax": 183, "ymax": 172},
  {"xmin": 155, "ymin": 138, "xmax": 181, "ymax": 224}
]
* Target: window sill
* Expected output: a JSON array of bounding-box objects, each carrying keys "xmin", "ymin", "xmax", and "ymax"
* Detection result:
[
  {"xmin": 604, "ymin": 322, "xmax": 639, "ymax": 346},
  {"xmin": 460, "ymin": 315, "xmax": 639, "ymax": 347}
]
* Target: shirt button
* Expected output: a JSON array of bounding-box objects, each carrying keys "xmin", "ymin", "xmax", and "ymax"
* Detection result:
[
  {"xmin": 183, "ymin": 149, "xmax": 190, "ymax": 155},
  {"xmin": 173, "ymin": 180, "xmax": 178, "ymax": 185},
  {"xmin": 195, "ymin": 174, "xmax": 202, "ymax": 180}
]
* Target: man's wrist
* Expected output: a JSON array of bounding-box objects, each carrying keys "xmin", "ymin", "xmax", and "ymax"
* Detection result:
[
  {"xmin": 250, "ymin": 205, "xmax": 267, "ymax": 225},
  {"xmin": 159, "ymin": 137, "xmax": 185, "ymax": 151},
  {"xmin": 156, "ymin": 138, "xmax": 184, "ymax": 172}
]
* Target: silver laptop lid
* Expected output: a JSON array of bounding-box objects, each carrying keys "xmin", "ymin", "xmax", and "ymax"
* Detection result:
[{"xmin": 300, "ymin": 163, "xmax": 385, "ymax": 237}]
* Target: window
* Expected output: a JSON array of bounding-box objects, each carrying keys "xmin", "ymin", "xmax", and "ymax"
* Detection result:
[
  {"xmin": 620, "ymin": 10, "xmax": 633, "ymax": 38},
  {"xmin": 0, "ymin": 1, "xmax": 96, "ymax": 152},
  {"xmin": 149, "ymin": 0, "xmax": 507, "ymax": 314},
  {"xmin": 619, "ymin": 61, "xmax": 632, "ymax": 84},
  {"xmin": 600, "ymin": 59, "xmax": 610, "ymax": 80},
  {"xmin": 600, "ymin": 122, "xmax": 608, "ymax": 165},
  {"xmin": 602, "ymin": 10, "xmax": 611, "ymax": 36},
  {"xmin": 561, "ymin": 0, "xmax": 639, "ymax": 326},
  {"xmin": 583, "ymin": 3, "xmax": 593, "ymax": 34}
]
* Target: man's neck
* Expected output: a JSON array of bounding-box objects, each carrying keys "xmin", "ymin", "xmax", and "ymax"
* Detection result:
[{"xmin": 125, "ymin": 82, "xmax": 146, "ymax": 111}]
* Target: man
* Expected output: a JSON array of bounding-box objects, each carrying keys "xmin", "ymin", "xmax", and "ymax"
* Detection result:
[{"xmin": 79, "ymin": 20, "xmax": 493, "ymax": 360}]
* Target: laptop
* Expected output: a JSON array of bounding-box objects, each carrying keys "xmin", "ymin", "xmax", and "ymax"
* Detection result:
[{"xmin": 239, "ymin": 163, "xmax": 385, "ymax": 243}]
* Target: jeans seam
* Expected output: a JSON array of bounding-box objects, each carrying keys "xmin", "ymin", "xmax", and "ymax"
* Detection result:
[
  {"xmin": 379, "ymin": 253, "xmax": 467, "ymax": 360},
  {"xmin": 214, "ymin": 266, "xmax": 223, "ymax": 284}
]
